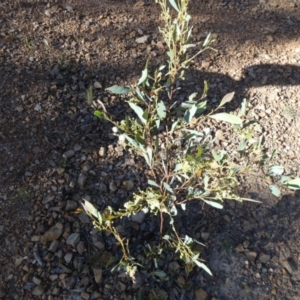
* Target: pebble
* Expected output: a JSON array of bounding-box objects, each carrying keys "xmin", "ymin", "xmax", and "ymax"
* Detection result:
[
  {"xmin": 258, "ymin": 253, "xmax": 271, "ymax": 263},
  {"xmin": 93, "ymin": 268, "xmax": 103, "ymax": 284},
  {"xmin": 131, "ymin": 211, "xmax": 146, "ymax": 223},
  {"xmin": 66, "ymin": 233, "xmax": 80, "ymax": 247},
  {"xmin": 76, "ymin": 241, "xmax": 86, "ymax": 255},
  {"xmin": 78, "ymin": 213, "xmax": 90, "ymax": 224},
  {"xmin": 78, "ymin": 173, "xmax": 87, "ymax": 188},
  {"xmin": 245, "ymin": 250, "xmax": 257, "ymax": 262},
  {"xmin": 48, "ymin": 240, "xmax": 59, "ymax": 252},
  {"xmin": 40, "ymin": 222, "xmax": 63, "ymax": 244},
  {"xmin": 123, "ymin": 180, "xmax": 134, "ymax": 191},
  {"xmin": 65, "ymin": 200, "xmax": 78, "ymax": 211},
  {"xmin": 32, "ymin": 285, "xmax": 44, "ymax": 296},
  {"xmin": 64, "ymin": 252, "xmax": 73, "ymax": 264},
  {"xmin": 99, "ymin": 147, "xmax": 107, "ymax": 157},
  {"xmin": 62, "ymin": 276, "xmax": 77, "ymax": 290},
  {"xmin": 63, "ymin": 150, "xmax": 75, "ymax": 159},
  {"xmin": 195, "ymin": 288, "xmax": 208, "ymax": 300},
  {"xmin": 109, "ymin": 182, "xmax": 117, "ymax": 192}
]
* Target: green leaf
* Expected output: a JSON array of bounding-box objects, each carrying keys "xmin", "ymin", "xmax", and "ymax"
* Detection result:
[
  {"xmin": 204, "ymin": 200, "xmax": 223, "ymax": 209},
  {"xmin": 219, "ymin": 92, "xmax": 235, "ymax": 107},
  {"xmin": 203, "ymin": 32, "xmax": 211, "ymax": 47},
  {"xmin": 239, "ymin": 98, "xmax": 248, "ymax": 116},
  {"xmin": 204, "ymin": 175, "xmax": 209, "ymax": 190},
  {"xmin": 135, "ymin": 132, "xmax": 145, "ymax": 145},
  {"xmin": 210, "ymin": 113, "xmax": 242, "ymax": 125},
  {"xmin": 82, "ymin": 200, "xmax": 102, "ymax": 223},
  {"xmin": 167, "ymin": 50, "xmax": 174, "ymax": 59},
  {"xmin": 202, "ymin": 80, "xmax": 209, "ymax": 98},
  {"xmin": 170, "ymin": 119, "xmax": 180, "ymax": 134},
  {"xmin": 147, "ymin": 147, "xmax": 153, "ymax": 166},
  {"xmin": 94, "ymin": 110, "xmax": 109, "ymax": 120},
  {"xmin": 195, "ymin": 146, "xmax": 203, "ymax": 160},
  {"xmin": 196, "ymin": 101, "xmax": 207, "ymax": 115},
  {"xmin": 163, "ymin": 182, "xmax": 174, "ymax": 194},
  {"xmin": 285, "ymin": 178, "xmax": 300, "ymax": 190},
  {"xmin": 269, "ymin": 185, "xmax": 281, "ymax": 197},
  {"xmin": 193, "ymin": 259, "xmax": 213, "ymax": 276},
  {"xmin": 123, "ymin": 134, "xmax": 139, "ymax": 148},
  {"xmin": 148, "ymin": 180, "xmax": 160, "ymax": 188},
  {"xmin": 168, "ymin": 0, "xmax": 180, "ymax": 12},
  {"xmin": 106, "ymin": 85, "xmax": 131, "ymax": 94},
  {"xmin": 211, "ymin": 149, "xmax": 220, "ymax": 163},
  {"xmin": 279, "ymin": 173, "xmax": 293, "ymax": 183},
  {"xmin": 138, "ymin": 62, "xmax": 149, "ymax": 85},
  {"xmin": 153, "ymin": 270, "xmax": 168, "ymax": 279},
  {"xmin": 157, "ymin": 101, "xmax": 167, "ymax": 119},
  {"xmin": 268, "ymin": 165, "xmax": 284, "ymax": 176},
  {"xmin": 128, "ymin": 102, "xmax": 147, "ymax": 124},
  {"xmin": 189, "ymin": 92, "xmax": 198, "ymax": 102},
  {"xmin": 184, "ymin": 104, "xmax": 197, "ymax": 123}
]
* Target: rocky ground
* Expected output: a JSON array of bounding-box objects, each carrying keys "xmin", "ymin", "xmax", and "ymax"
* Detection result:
[{"xmin": 0, "ymin": 0, "xmax": 300, "ymax": 299}]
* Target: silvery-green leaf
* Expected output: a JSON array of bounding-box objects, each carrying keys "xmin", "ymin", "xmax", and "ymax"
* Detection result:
[
  {"xmin": 157, "ymin": 101, "xmax": 167, "ymax": 119},
  {"xmin": 219, "ymin": 92, "xmax": 235, "ymax": 107},
  {"xmin": 210, "ymin": 113, "xmax": 242, "ymax": 125},
  {"xmin": 94, "ymin": 110, "xmax": 109, "ymax": 120},
  {"xmin": 168, "ymin": 0, "xmax": 179, "ymax": 12},
  {"xmin": 170, "ymin": 119, "xmax": 180, "ymax": 134},
  {"xmin": 204, "ymin": 200, "xmax": 223, "ymax": 209},
  {"xmin": 269, "ymin": 185, "xmax": 281, "ymax": 197},
  {"xmin": 203, "ymin": 33, "xmax": 211, "ymax": 47},
  {"xmin": 193, "ymin": 259, "xmax": 213, "ymax": 276},
  {"xmin": 211, "ymin": 149, "xmax": 220, "ymax": 163},
  {"xmin": 285, "ymin": 178, "xmax": 300, "ymax": 190},
  {"xmin": 82, "ymin": 200, "xmax": 102, "ymax": 223},
  {"xmin": 279, "ymin": 173, "xmax": 293, "ymax": 183},
  {"xmin": 138, "ymin": 68, "xmax": 148, "ymax": 86},
  {"xmin": 167, "ymin": 50, "xmax": 174, "ymax": 59},
  {"xmin": 128, "ymin": 102, "xmax": 146, "ymax": 124},
  {"xmin": 163, "ymin": 182, "xmax": 174, "ymax": 194},
  {"xmin": 106, "ymin": 85, "xmax": 131, "ymax": 94},
  {"xmin": 268, "ymin": 165, "xmax": 284, "ymax": 176},
  {"xmin": 159, "ymin": 65, "xmax": 166, "ymax": 71},
  {"xmin": 204, "ymin": 175, "xmax": 209, "ymax": 191},
  {"xmin": 189, "ymin": 92, "xmax": 198, "ymax": 101},
  {"xmin": 148, "ymin": 180, "xmax": 160, "ymax": 188},
  {"xmin": 153, "ymin": 270, "xmax": 168, "ymax": 279}
]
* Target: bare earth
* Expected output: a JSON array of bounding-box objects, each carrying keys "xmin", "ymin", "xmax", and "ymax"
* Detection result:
[{"xmin": 0, "ymin": 0, "xmax": 300, "ymax": 299}]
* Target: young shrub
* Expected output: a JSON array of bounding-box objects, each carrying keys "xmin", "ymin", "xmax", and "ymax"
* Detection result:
[{"xmin": 82, "ymin": 0, "xmax": 300, "ymax": 279}]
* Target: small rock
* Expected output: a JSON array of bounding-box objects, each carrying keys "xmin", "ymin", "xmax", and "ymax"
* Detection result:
[
  {"xmin": 32, "ymin": 285, "xmax": 44, "ymax": 296},
  {"xmin": 66, "ymin": 233, "xmax": 80, "ymax": 247},
  {"xmin": 65, "ymin": 200, "xmax": 78, "ymax": 211},
  {"xmin": 258, "ymin": 253, "xmax": 271, "ymax": 263},
  {"xmin": 93, "ymin": 268, "xmax": 103, "ymax": 284},
  {"xmin": 62, "ymin": 276, "xmax": 76, "ymax": 290},
  {"xmin": 123, "ymin": 180, "xmax": 134, "ymax": 191},
  {"xmin": 109, "ymin": 182, "xmax": 117, "ymax": 192},
  {"xmin": 81, "ymin": 161, "xmax": 93, "ymax": 172},
  {"xmin": 280, "ymin": 259, "xmax": 294, "ymax": 275},
  {"xmin": 78, "ymin": 213, "xmax": 90, "ymax": 224},
  {"xmin": 80, "ymin": 292, "xmax": 90, "ymax": 300},
  {"xmin": 63, "ymin": 150, "xmax": 75, "ymax": 159},
  {"xmin": 48, "ymin": 240, "xmax": 59, "ymax": 252},
  {"xmin": 74, "ymin": 144, "xmax": 82, "ymax": 151},
  {"xmin": 42, "ymin": 195, "xmax": 55, "ymax": 204},
  {"xmin": 223, "ymin": 215, "xmax": 231, "ymax": 222},
  {"xmin": 98, "ymin": 147, "xmax": 107, "ymax": 157},
  {"xmin": 64, "ymin": 253, "xmax": 73, "ymax": 264},
  {"xmin": 243, "ymin": 240, "xmax": 250, "ymax": 248},
  {"xmin": 94, "ymin": 81, "xmax": 102, "ymax": 89},
  {"xmin": 49, "ymin": 274, "xmax": 58, "ymax": 281},
  {"xmin": 32, "ymin": 276, "xmax": 42, "ymax": 285},
  {"xmin": 200, "ymin": 232, "xmax": 210, "ymax": 241},
  {"xmin": 136, "ymin": 35, "xmax": 149, "ymax": 43},
  {"xmin": 235, "ymin": 244, "xmax": 244, "ymax": 253},
  {"xmin": 78, "ymin": 173, "xmax": 87, "ymax": 189},
  {"xmin": 245, "ymin": 249, "xmax": 257, "ymax": 262},
  {"xmin": 76, "ymin": 241, "xmax": 86, "ymax": 255},
  {"xmin": 195, "ymin": 288, "xmax": 207, "ymax": 300},
  {"xmin": 99, "ymin": 183, "xmax": 107, "ymax": 192},
  {"xmin": 131, "ymin": 211, "xmax": 146, "ymax": 223},
  {"xmin": 116, "ymin": 281, "xmax": 126, "ymax": 292},
  {"xmin": 41, "ymin": 222, "xmax": 63, "ymax": 244}
]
